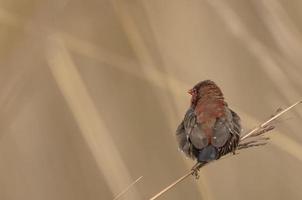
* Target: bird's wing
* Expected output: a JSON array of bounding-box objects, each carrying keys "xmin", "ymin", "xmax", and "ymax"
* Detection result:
[
  {"xmin": 230, "ymin": 109, "xmax": 241, "ymax": 135},
  {"xmin": 176, "ymin": 108, "xmax": 207, "ymax": 158},
  {"xmin": 184, "ymin": 108, "xmax": 208, "ymax": 149},
  {"xmin": 212, "ymin": 108, "xmax": 241, "ymax": 148},
  {"xmin": 176, "ymin": 120, "xmax": 195, "ymax": 158}
]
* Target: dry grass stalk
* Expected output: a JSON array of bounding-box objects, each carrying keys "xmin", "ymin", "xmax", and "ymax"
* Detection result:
[
  {"xmin": 149, "ymin": 100, "xmax": 302, "ymax": 200},
  {"xmin": 113, "ymin": 176, "xmax": 143, "ymax": 200}
]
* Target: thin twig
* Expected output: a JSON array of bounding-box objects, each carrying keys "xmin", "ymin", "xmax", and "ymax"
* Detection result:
[
  {"xmin": 148, "ymin": 100, "xmax": 302, "ymax": 200},
  {"xmin": 113, "ymin": 176, "xmax": 143, "ymax": 200},
  {"xmin": 241, "ymin": 100, "xmax": 302, "ymax": 140},
  {"xmin": 149, "ymin": 172, "xmax": 193, "ymax": 200}
]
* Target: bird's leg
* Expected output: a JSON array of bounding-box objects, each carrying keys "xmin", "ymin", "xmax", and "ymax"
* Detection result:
[
  {"xmin": 191, "ymin": 162, "xmax": 205, "ymax": 179},
  {"xmin": 191, "ymin": 163, "xmax": 201, "ymax": 179}
]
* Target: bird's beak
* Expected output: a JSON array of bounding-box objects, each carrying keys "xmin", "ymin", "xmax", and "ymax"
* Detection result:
[{"xmin": 188, "ymin": 89, "xmax": 193, "ymax": 95}]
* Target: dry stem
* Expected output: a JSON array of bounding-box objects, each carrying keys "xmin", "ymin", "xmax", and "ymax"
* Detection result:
[
  {"xmin": 113, "ymin": 176, "xmax": 143, "ymax": 200},
  {"xmin": 149, "ymin": 100, "xmax": 302, "ymax": 200}
]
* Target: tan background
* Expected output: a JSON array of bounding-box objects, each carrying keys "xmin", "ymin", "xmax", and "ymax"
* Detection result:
[{"xmin": 0, "ymin": 0, "xmax": 302, "ymax": 200}]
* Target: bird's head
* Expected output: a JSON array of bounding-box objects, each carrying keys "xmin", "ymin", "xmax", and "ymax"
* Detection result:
[{"xmin": 188, "ymin": 80, "xmax": 223, "ymax": 106}]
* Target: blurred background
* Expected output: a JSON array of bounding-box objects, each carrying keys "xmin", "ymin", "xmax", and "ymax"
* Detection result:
[{"xmin": 0, "ymin": 0, "xmax": 302, "ymax": 199}]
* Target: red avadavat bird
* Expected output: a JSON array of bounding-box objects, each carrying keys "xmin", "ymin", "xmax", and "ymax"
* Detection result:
[{"xmin": 176, "ymin": 80, "xmax": 242, "ymax": 172}]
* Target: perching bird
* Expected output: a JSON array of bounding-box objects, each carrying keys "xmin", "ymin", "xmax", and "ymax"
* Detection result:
[{"xmin": 176, "ymin": 80, "xmax": 242, "ymax": 174}]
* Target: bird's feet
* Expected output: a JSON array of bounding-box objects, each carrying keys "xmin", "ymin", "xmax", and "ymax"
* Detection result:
[
  {"xmin": 191, "ymin": 169, "xmax": 200, "ymax": 179},
  {"xmin": 191, "ymin": 162, "xmax": 204, "ymax": 179}
]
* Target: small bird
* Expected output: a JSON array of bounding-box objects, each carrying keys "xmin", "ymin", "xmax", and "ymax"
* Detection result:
[{"xmin": 176, "ymin": 80, "xmax": 241, "ymax": 175}]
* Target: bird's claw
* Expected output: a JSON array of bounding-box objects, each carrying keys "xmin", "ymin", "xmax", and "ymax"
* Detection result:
[
  {"xmin": 191, "ymin": 163, "xmax": 203, "ymax": 179},
  {"xmin": 191, "ymin": 168, "xmax": 200, "ymax": 179}
]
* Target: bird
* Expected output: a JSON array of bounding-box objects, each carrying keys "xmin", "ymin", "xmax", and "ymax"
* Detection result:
[{"xmin": 176, "ymin": 80, "xmax": 242, "ymax": 177}]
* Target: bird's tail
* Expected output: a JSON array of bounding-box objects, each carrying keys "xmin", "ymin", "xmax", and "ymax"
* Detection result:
[{"xmin": 197, "ymin": 145, "xmax": 218, "ymax": 162}]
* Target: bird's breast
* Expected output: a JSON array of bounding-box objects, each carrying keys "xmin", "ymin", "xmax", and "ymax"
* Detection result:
[
  {"xmin": 194, "ymin": 100, "xmax": 226, "ymax": 144},
  {"xmin": 195, "ymin": 101, "xmax": 225, "ymax": 123}
]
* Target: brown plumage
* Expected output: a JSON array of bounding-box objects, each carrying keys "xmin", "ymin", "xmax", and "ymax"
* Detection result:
[{"xmin": 176, "ymin": 80, "xmax": 241, "ymax": 165}]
